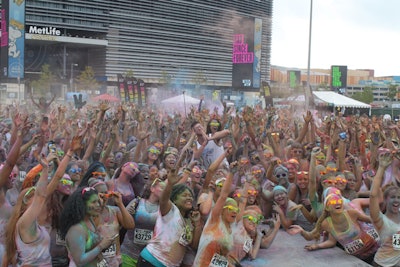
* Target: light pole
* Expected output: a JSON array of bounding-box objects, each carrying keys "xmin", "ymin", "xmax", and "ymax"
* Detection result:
[
  {"xmin": 305, "ymin": 0, "xmax": 313, "ymax": 110},
  {"xmin": 70, "ymin": 63, "xmax": 78, "ymax": 92}
]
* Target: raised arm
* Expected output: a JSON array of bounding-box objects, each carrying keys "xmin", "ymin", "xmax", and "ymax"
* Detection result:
[
  {"xmin": 370, "ymin": 151, "xmax": 392, "ymax": 231},
  {"xmin": 210, "ymin": 164, "xmax": 234, "ymax": 225},
  {"xmin": 18, "ymin": 154, "xmax": 49, "ymax": 243}
]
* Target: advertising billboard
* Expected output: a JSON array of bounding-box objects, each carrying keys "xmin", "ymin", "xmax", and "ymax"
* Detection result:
[
  {"xmin": 8, "ymin": 0, "xmax": 25, "ymax": 79},
  {"xmin": 331, "ymin": 65, "xmax": 347, "ymax": 91},
  {"xmin": 232, "ymin": 17, "xmax": 261, "ymax": 91}
]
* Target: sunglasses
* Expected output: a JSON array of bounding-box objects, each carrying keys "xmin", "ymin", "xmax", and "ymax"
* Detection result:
[
  {"xmin": 151, "ymin": 178, "xmax": 163, "ymax": 187},
  {"xmin": 209, "ymin": 122, "xmax": 220, "ymax": 127},
  {"xmin": 154, "ymin": 142, "xmax": 164, "ymax": 149},
  {"xmin": 23, "ymin": 186, "xmax": 36, "ymax": 204},
  {"xmin": 69, "ymin": 168, "xmax": 82, "ymax": 174},
  {"xmin": 223, "ymin": 205, "xmax": 239, "ymax": 213},
  {"xmin": 292, "ymin": 150, "xmax": 303, "ymax": 154},
  {"xmin": 57, "ymin": 150, "xmax": 65, "ymax": 157},
  {"xmin": 327, "ymin": 198, "xmax": 343, "ymax": 206},
  {"xmin": 243, "ymin": 215, "xmax": 261, "ymax": 224},
  {"xmin": 276, "ymin": 173, "xmax": 287, "ymax": 178},
  {"xmin": 247, "ymin": 190, "xmax": 258, "ymax": 196},
  {"xmin": 323, "ymin": 179, "xmax": 337, "ymax": 185},
  {"xmin": 335, "ymin": 177, "xmax": 347, "ymax": 184},
  {"xmin": 296, "ymin": 171, "xmax": 308, "ymax": 175},
  {"xmin": 81, "ymin": 187, "xmax": 96, "ymax": 196},
  {"xmin": 326, "ymin": 166, "xmax": 337, "ymax": 172},
  {"xmin": 233, "ymin": 192, "xmax": 242, "ymax": 198},
  {"xmin": 240, "ymin": 159, "xmax": 250, "ymax": 165},
  {"xmin": 252, "ymin": 170, "xmax": 262, "ymax": 174},
  {"xmin": 192, "ymin": 168, "xmax": 202, "ymax": 174},
  {"xmin": 148, "ymin": 148, "xmax": 161, "ymax": 155},
  {"xmin": 271, "ymin": 133, "xmax": 280, "ymax": 136},
  {"xmin": 315, "ymin": 155, "xmax": 326, "ymax": 160},
  {"xmin": 60, "ymin": 178, "xmax": 73, "ymax": 186},
  {"xmin": 102, "ymin": 191, "xmax": 116, "ymax": 198},
  {"xmin": 216, "ymin": 182, "xmax": 224, "ymax": 188},
  {"xmin": 92, "ymin": 172, "xmax": 107, "ymax": 177}
]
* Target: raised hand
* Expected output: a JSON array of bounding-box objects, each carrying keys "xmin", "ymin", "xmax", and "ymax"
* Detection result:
[
  {"xmin": 303, "ymin": 110, "xmax": 312, "ymax": 124},
  {"xmin": 166, "ymin": 166, "xmax": 180, "ymax": 186},
  {"xmin": 70, "ymin": 135, "xmax": 84, "ymax": 152}
]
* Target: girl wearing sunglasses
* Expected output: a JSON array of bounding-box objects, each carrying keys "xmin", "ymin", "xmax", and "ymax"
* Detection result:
[
  {"xmin": 193, "ymin": 161, "xmax": 238, "ymax": 266},
  {"xmin": 3, "ymin": 154, "xmax": 51, "ymax": 266},
  {"xmin": 88, "ymin": 178, "xmax": 135, "ymax": 267},
  {"xmin": 289, "ymin": 192, "xmax": 379, "ymax": 264}
]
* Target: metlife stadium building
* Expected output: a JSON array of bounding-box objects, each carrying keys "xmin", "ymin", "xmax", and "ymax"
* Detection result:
[{"xmin": 0, "ymin": 0, "xmax": 273, "ymax": 104}]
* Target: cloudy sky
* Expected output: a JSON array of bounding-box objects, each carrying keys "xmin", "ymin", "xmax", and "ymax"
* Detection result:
[{"xmin": 271, "ymin": 0, "xmax": 400, "ymax": 77}]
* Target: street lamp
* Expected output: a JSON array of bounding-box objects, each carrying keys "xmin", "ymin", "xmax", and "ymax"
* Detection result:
[
  {"xmin": 305, "ymin": 0, "xmax": 313, "ymax": 109},
  {"xmin": 70, "ymin": 63, "xmax": 78, "ymax": 92}
]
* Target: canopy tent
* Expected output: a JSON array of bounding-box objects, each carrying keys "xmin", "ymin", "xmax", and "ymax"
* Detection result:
[
  {"xmin": 161, "ymin": 93, "xmax": 201, "ymax": 114},
  {"xmin": 312, "ymin": 91, "xmax": 371, "ymax": 115}
]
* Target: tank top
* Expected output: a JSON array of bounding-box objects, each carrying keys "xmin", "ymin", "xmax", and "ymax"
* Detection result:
[
  {"xmin": 68, "ymin": 221, "xmax": 103, "ymax": 267},
  {"xmin": 326, "ymin": 212, "xmax": 378, "ymax": 259},
  {"xmin": 16, "ymin": 224, "xmax": 52, "ymax": 266},
  {"xmin": 121, "ymin": 198, "xmax": 159, "ymax": 260},
  {"xmin": 193, "ymin": 213, "xmax": 234, "ymax": 266}
]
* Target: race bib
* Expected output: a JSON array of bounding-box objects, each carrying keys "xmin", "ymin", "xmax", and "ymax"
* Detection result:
[
  {"xmin": 102, "ymin": 243, "xmax": 116, "ymax": 258},
  {"xmin": 134, "ymin": 229, "xmax": 153, "ymax": 245},
  {"xmin": 209, "ymin": 253, "xmax": 228, "ymax": 267},
  {"xmin": 97, "ymin": 259, "xmax": 108, "ymax": 267},
  {"xmin": 179, "ymin": 232, "xmax": 190, "ymax": 246},
  {"xmin": 392, "ymin": 234, "xmax": 400, "ymax": 250},
  {"xmin": 178, "ymin": 225, "xmax": 192, "ymax": 246},
  {"xmin": 344, "ymin": 239, "xmax": 365, "ymax": 254},
  {"xmin": 243, "ymin": 238, "xmax": 253, "ymax": 253},
  {"xmin": 56, "ymin": 230, "xmax": 66, "ymax": 246},
  {"xmin": 366, "ymin": 228, "xmax": 380, "ymax": 242}
]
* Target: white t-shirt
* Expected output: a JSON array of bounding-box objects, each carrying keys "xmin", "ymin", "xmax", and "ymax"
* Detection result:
[
  {"xmin": 146, "ymin": 203, "xmax": 193, "ymax": 267},
  {"xmin": 374, "ymin": 212, "xmax": 400, "ymax": 266}
]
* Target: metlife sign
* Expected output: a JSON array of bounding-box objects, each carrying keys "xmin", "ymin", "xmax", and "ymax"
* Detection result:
[{"xmin": 27, "ymin": 25, "xmax": 61, "ymax": 36}]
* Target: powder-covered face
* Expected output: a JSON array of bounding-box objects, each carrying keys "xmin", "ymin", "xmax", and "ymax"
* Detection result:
[
  {"xmin": 273, "ymin": 190, "xmax": 287, "ymax": 206},
  {"xmin": 296, "ymin": 173, "xmax": 309, "ymax": 190},
  {"xmin": 386, "ymin": 189, "xmax": 400, "ymax": 214},
  {"xmin": 57, "ymin": 175, "xmax": 73, "ymax": 195},
  {"xmin": 325, "ymin": 194, "xmax": 344, "ymax": 213},
  {"xmin": 222, "ymin": 200, "xmax": 239, "ymax": 224},
  {"xmin": 86, "ymin": 194, "xmax": 101, "ymax": 217},
  {"xmin": 174, "ymin": 189, "xmax": 193, "ymax": 212}
]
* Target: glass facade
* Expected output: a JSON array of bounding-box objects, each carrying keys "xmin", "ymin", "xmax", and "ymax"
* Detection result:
[{"xmin": 4, "ymin": 0, "xmax": 273, "ymax": 88}]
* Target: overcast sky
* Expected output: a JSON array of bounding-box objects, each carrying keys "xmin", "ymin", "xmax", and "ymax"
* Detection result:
[{"xmin": 271, "ymin": 0, "xmax": 400, "ymax": 77}]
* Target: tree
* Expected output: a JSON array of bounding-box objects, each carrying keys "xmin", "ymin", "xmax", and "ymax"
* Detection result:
[
  {"xmin": 386, "ymin": 84, "xmax": 398, "ymax": 118},
  {"xmin": 387, "ymin": 84, "xmax": 398, "ymax": 102},
  {"xmin": 30, "ymin": 64, "xmax": 56, "ymax": 95},
  {"xmin": 125, "ymin": 69, "xmax": 135, "ymax": 79},
  {"xmin": 351, "ymin": 86, "xmax": 374, "ymax": 104},
  {"xmin": 76, "ymin": 66, "xmax": 99, "ymax": 94}
]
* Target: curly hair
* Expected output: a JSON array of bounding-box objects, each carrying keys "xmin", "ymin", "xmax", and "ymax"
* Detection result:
[
  {"xmin": 79, "ymin": 161, "xmax": 105, "ymax": 187},
  {"xmin": 59, "ymin": 186, "xmax": 98, "ymax": 239}
]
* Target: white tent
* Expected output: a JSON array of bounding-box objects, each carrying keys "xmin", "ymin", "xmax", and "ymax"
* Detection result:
[
  {"xmin": 312, "ymin": 91, "xmax": 371, "ymax": 115},
  {"xmin": 161, "ymin": 94, "xmax": 200, "ymax": 114}
]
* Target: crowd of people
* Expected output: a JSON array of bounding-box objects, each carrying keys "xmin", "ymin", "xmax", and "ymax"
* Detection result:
[{"xmin": 0, "ymin": 95, "xmax": 399, "ymax": 267}]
